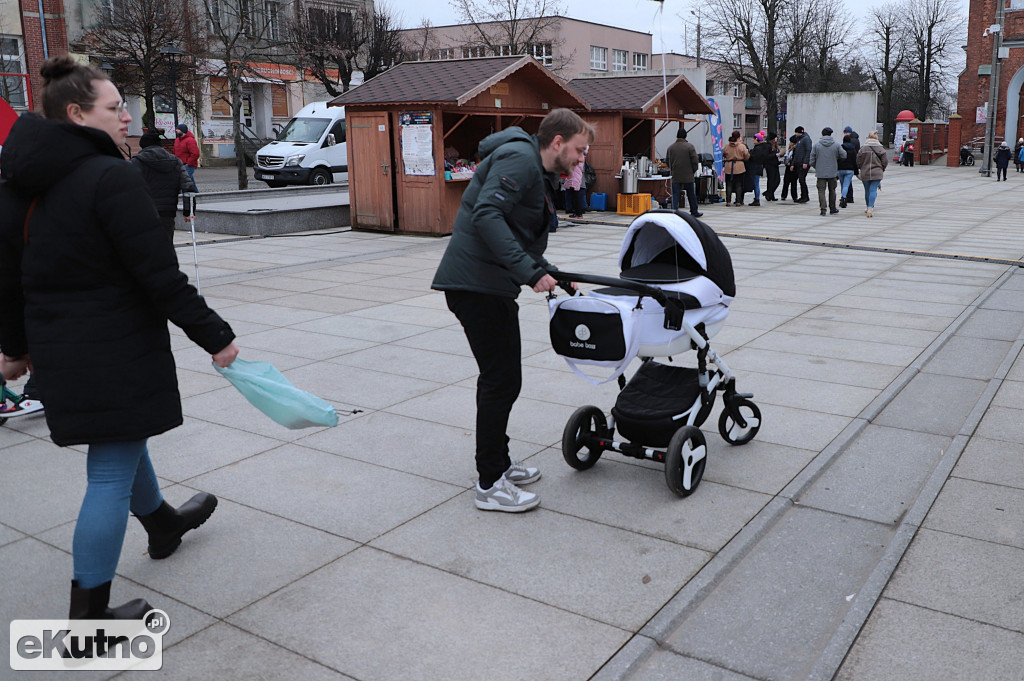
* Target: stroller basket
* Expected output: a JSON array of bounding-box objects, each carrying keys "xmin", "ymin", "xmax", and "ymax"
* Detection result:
[{"xmin": 612, "ymin": 362, "xmax": 702, "ymax": 447}]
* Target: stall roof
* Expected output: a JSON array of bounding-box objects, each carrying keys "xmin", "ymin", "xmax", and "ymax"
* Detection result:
[
  {"xmin": 328, "ymin": 55, "xmax": 588, "ymax": 109},
  {"xmin": 567, "ymin": 73, "xmax": 713, "ymax": 116}
]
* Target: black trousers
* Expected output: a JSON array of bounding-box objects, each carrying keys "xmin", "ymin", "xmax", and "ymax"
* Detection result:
[
  {"xmin": 796, "ymin": 166, "xmax": 810, "ymax": 200},
  {"xmin": 765, "ymin": 163, "xmax": 781, "ymax": 198},
  {"xmin": 781, "ymin": 165, "xmax": 797, "ymax": 199},
  {"xmin": 445, "ymin": 290, "xmax": 520, "ymax": 487}
]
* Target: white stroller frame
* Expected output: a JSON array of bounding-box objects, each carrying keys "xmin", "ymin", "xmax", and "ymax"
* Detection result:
[{"xmin": 549, "ymin": 209, "xmax": 761, "ymax": 497}]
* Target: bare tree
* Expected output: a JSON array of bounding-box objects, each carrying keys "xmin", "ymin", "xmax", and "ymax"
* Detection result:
[
  {"xmin": 80, "ymin": 0, "xmax": 203, "ymax": 129},
  {"xmin": 201, "ymin": 0, "xmax": 295, "ymax": 188},
  {"xmin": 700, "ymin": 0, "xmax": 821, "ymax": 134},
  {"xmin": 862, "ymin": 2, "xmax": 906, "ymax": 145},
  {"xmin": 905, "ymin": 0, "xmax": 963, "ymax": 120},
  {"xmin": 290, "ymin": 2, "xmax": 366, "ymax": 96},
  {"xmin": 363, "ymin": 2, "xmax": 407, "ymax": 80},
  {"xmin": 448, "ymin": 0, "xmax": 571, "ymax": 72},
  {"xmin": 787, "ymin": 0, "xmax": 859, "ymax": 92}
]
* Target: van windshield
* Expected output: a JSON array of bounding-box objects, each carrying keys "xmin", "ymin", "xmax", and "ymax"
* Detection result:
[{"xmin": 276, "ymin": 118, "xmax": 331, "ymax": 143}]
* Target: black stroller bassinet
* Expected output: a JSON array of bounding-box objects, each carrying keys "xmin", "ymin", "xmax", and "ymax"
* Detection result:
[{"xmin": 549, "ymin": 209, "xmax": 761, "ymax": 497}]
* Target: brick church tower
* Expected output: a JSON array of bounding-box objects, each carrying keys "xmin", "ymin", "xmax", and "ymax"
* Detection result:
[
  {"xmin": 957, "ymin": 0, "xmax": 1024, "ymax": 148},
  {"xmin": 17, "ymin": 0, "xmax": 68, "ymax": 111}
]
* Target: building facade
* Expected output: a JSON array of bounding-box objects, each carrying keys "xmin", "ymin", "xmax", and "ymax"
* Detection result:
[
  {"xmin": 957, "ymin": 0, "xmax": 1024, "ymax": 147},
  {"xmin": 4, "ymin": 0, "xmax": 69, "ymax": 112}
]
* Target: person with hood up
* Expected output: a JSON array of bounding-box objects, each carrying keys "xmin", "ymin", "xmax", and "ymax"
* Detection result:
[
  {"xmin": 995, "ymin": 141, "xmax": 1012, "ymax": 181},
  {"xmin": 432, "ymin": 109, "xmax": 593, "ymax": 513},
  {"xmin": 809, "ymin": 126, "xmax": 846, "ymax": 216},
  {"xmin": 173, "ymin": 122, "xmax": 200, "ymax": 188},
  {"xmin": 856, "ymin": 130, "xmax": 888, "ymax": 217},
  {"xmin": 0, "ymin": 56, "xmax": 240, "ymax": 620},
  {"xmin": 746, "ymin": 131, "xmax": 772, "ymax": 206},
  {"xmin": 723, "ymin": 130, "xmax": 750, "ymax": 206},
  {"xmin": 131, "ymin": 132, "xmax": 197, "ymax": 239},
  {"xmin": 842, "ymin": 126, "xmax": 860, "ymax": 204},
  {"xmin": 791, "ymin": 125, "xmax": 813, "ymax": 202},
  {"xmin": 1014, "ymin": 137, "xmax": 1024, "ymax": 173}
]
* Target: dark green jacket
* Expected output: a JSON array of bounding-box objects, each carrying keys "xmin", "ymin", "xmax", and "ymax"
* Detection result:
[{"xmin": 431, "ymin": 127, "xmax": 558, "ymax": 298}]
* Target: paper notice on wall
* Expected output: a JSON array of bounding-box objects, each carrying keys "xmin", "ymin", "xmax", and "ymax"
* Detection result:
[{"xmin": 400, "ymin": 111, "xmax": 435, "ymax": 176}]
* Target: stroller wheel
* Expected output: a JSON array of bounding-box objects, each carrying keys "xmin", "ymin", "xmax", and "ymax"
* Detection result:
[
  {"xmin": 718, "ymin": 398, "xmax": 761, "ymax": 446},
  {"xmin": 562, "ymin": 405, "xmax": 607, "ymax": 470},
  {"xmin": 665, "ymin": 426, "xmax": 707, "ymax": 497}
]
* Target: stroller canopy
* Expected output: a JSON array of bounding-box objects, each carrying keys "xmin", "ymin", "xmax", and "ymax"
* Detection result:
[{"xmin": 618, "ymin": 211, "xmax": 736, "ymax": 297}]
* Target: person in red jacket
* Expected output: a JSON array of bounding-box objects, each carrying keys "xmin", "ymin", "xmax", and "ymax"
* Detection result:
[{"xmin": 173, "ymin": 123, "xmax": 200, "ymax": 188}]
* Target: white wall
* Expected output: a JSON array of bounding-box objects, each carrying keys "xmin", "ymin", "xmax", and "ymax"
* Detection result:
[{"xmin": 786, "ymin": 91, "xmax": 878, "ymax": 145}]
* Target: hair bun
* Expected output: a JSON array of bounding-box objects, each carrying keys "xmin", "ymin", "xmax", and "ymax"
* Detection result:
[{"xmin": 40, "ymin": 55, "xmax": 80, "ymax": 84}]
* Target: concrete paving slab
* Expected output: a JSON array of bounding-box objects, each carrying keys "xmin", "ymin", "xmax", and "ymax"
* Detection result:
[
  {"xmin": 922, "ymin": 477, "xmax": 1024, "ymax": 549},
  {"xmin": 193, "ymin": 443, "xmax": 461, "ymax": 542},
  {"xmin": 281, "ymin": 361, "xmax": 445, "ymax": 411},
  {"xmin": 0, "ymin": 523, "xmax": 24, "ymax": 549},
  {"xmin": 884, "ymin": 528, "xmax": 1024, "ymax": 633},
  {"xmin": 146, "ymin": 419, "xmax": 284, "ymax": 483},
  {"xmin": 217, "ymin": 301, "xmax": 332, "ymax": 327},
  {"xmin": 973, "ymin": 405, "xmax": 1024, "ymax": 444},
  {"xmin": 952, "ymin": 436, "xmax": 1024, "ymax": 489},
  {"xmin": 145, "ymin": 623, "xmax": 356, "ymax": 680},
  {"xmin": 822, "ymin": 293, "xmax": 968, "ymax": 318},
  {"xmin": 990, "ymin": 378, "xmax": 1024, "ymax": 409},
  {"xmin": 836, "ymin": 599, "xmax": 1024, "ymax": 681},
  {"xmin": 873, "ymin": 372, "xmax": 988, "ymax": 437},
  {"xmin": 326, "ymin": 343, "xmax": 480, "ymax": 384},
  {"xmin": 622, "ymin": 648, "xmax": 759, "ymax": 681},
  {"xmin": 239, "ymin": 326, "xmax": 376, "ymax": 361},
  {"xmin": 229, "ymin": 547, "xmax": 629, "ymax": 681},
  {"xmin": 370, "ymin": 494, "xmax": 710, "ymax": 630},
  {"xmin": 0, "ymin": 424, "xmax": 34, "ymax": 449},
  {"xmin": 722, "ymin": 346, "xmax": 903, "ymax": 390},
  {"xmin": 923, "ymin": 335, "xmax": 1013, "ymax": 379},
  {"xmin": 663, "ymin": 506, "xmax": 892, "ymax": 681},
  {"xmin": 529, "ymin": 448, "xmax": 771, "ymax": 552},
  {"xmin": 749, "ymin": 403, "xmax": 852, "ymax": 451},
  {"xmin": 346, "ymin": 301, "xmax": 455, "ymax": 328},
  {"xmin": 775, "ymin": 316, "xmax": 940, "ymax": 347},
  {"xmin": 797, "ymin": 425, "xmax": 950, "ymax": 525},
  {"xmin": 979, "ymin": 288, "xmax": 1024, "ymax": 312},
  {"xmin": 737, "ymin": 370, "xmax": 878, "ymax": 417},
  {"xmin": 290, "ymin": 314, "xmax": 437, "ymax": 343},
  {"xmin": 0, "ymin": 440, "xmax": 85, "ymax": 535},
  {"xmin": 180, "ymin": 386, "xmax": 338, "ymax": 443},
  {"xmin": 959, "ymin": 307, "xmax": 1024, "ymax": 341},
  {"xmin": 256, "ymin": 292, "xmax": 380, "ymax": 315},
  {"xmin": 746, "ymin": 330, "xmax": 924, "ymax": 366}
]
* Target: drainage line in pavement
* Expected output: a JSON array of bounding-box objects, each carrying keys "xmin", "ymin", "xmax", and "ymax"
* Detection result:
[{"xmin": 718, "ymin": 232, "xmax": 1024, "ymax": 267}]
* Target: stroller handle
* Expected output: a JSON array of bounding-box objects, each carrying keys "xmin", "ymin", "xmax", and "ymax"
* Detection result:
[{"xmin": 553, "ymin": 271, "xmax": 671, "ymax": 306}]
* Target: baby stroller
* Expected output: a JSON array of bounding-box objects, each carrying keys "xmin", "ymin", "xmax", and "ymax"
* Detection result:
[{"xmin": 548, "ymin": 209, "xmax": 761, "ymax": 497}]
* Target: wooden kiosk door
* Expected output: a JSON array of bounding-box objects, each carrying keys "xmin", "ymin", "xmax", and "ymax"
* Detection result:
[{"xmin": 349, "ymin": 112, "xmax": 395, "ymax": 231}]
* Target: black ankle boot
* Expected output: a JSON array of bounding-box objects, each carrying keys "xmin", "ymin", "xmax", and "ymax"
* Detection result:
[
  {"xmin": 135, "ymin": 493, "xmax": 217, "ymax": 560},
  {"xmin": 69, "ymin": 580, "xmax": 151, "ymax": 619}
]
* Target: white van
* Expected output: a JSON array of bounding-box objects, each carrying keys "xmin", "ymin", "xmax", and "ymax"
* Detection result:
[{"xmin": 254, "ymin": 102, "xmax": 346, "ymax": 187}]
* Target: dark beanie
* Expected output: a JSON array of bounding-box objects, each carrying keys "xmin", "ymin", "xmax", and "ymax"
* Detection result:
[
  {"xmin": 139, "ymin": 132, "xmax": 162, "ymax": 148},
  {"xmin": 176, "ymin": 123, "xmax": 188, "ymax": 133},
  {"xmin": 676, "ymin": 127, "xmax": 687, "ymax": 139}
]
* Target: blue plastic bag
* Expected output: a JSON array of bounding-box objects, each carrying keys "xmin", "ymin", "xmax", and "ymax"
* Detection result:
[{"xmin": 214, "ymin": 358, "xmax": 338, "ymax": 429}]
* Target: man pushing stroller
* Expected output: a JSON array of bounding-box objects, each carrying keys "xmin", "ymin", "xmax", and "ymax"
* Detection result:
[{"xmin": 431, "ymin": 109, "xmax": 594, "ymax": 513}]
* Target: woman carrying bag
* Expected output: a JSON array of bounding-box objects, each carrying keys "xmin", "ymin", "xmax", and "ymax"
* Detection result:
[{"xmin": 723, "ymin": 130, "xmax": 750, "ymax": 206}]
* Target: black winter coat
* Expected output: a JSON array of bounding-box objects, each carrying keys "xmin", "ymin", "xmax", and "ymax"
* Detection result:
[
  {"xmin": 130, "ymin": 146, "xmax": 196, "ymax": 216},
  {"xmin": 0, "ymin": 114, "xmax": 234, "ymax": 446}
]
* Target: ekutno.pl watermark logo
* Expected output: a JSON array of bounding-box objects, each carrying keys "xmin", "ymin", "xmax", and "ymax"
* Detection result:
[{"xmin": 10, "ymin": 609, "xmax": 169, "ymax": 671}]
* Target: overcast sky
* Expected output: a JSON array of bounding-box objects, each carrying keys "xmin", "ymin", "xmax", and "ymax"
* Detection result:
[{"xmin": 382, "ymin": 0, "xmax": 892, "ymax": 56}]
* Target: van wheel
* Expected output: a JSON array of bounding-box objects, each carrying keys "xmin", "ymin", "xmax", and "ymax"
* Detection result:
[{"xmin": 309, "ymin": 169, "xmax": 331, "ymax": 186}]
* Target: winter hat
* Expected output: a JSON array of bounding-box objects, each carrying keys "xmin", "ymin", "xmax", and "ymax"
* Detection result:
[
  {"xmin": 139, "ymin": 132, "xmax": 162, "ymax": 148},
  {"xmin": 176, "ymin": 123, "xmax": 188, "ymax": 133},
  {"xmin": 794, "ymin": 126, "xmax": 805, "ymax": 134},
  {"xmin": 843, "ymin": 126, "xmax": 853, "ymax": 133},
  {"xmin": 822, "ymin": 126, "xmax": 833, "ymax": 136},
  {"xmin": 676, "ymin": 127, "xmax": 688, "ymax": 139},
  {"xmin": 754, "ymin": 131, "xmax": 765, "ymax": 142}
]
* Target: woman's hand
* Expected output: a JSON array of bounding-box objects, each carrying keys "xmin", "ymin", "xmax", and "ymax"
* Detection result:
[
  {"xmin": 212, "ymin": 342, "xmax": 239, "ymax": 368},
  {"xmin": 0, "ymin": 354, "xmax": 30, "ymax": 381}
]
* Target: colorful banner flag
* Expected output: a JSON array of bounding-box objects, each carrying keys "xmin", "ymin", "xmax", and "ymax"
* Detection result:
[{"xmin": 707, "ymin": 97, "xmax": 725, "ymax": 182}]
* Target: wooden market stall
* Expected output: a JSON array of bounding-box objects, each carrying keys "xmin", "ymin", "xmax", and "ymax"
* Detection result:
[
  {"xmin": 567, "ymin": 74, "xmax": 714, "ymax": 207},
  {"xmin": 328, "ymin": 56, "xmax": 588, "ymax": 234}
]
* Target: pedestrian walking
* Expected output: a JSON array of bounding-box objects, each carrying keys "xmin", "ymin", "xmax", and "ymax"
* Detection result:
[
  {"xmin": 431, "ymin": 108, "xmax": 592, "ymax": 512},
  {"xmin": 856, "ymin": 130, "xmax": 888, "ymax": 217},
  {"xmin": 1013, "ymin": 138, "xmax": 1023, "ymax": 173},
  {"xmin": 764, "ymin": 131, "xmax": 781, "ymax": 201},
  {"xmin": 563, "ymin": 144, "xmax": 588, "ymax": 217},
  {"xmin": 131, "ymin": 131, "xmax": 197, "ymax": 240},
  {"xmin": 837, "ymin": 133, "xmax": 858, "ymax": 208},
  {"xmin": 780, "ymin": 136, "xmax": 798, "ymax": 201},
  {"xmin": 791, "ymin": 125, "xmax": 813, "ymax": 202},
  {"xmin": 995, "ymin": 141, "xmax": 1012, "ymax": 181},
  {"xmin": 809, "ymin": 127, "xmax": 846, "ymax": 216},
  {"xmin": 0, "ymin": 56, "xmax": 240, "ymax": 619},
  {"xmin": 746, "ymin": 131, "xmax": 771, "ymax": 206},
  {"xmin": 174, "ymin": 123, "xmax": 200, "ymax": 189},
  {"xmin": 901, "ymin": 137, "xmax": 915, "ymax": 167},
  {"xmin": 665, "ymin": 126, "xmax": 702, "ymax": 217},
  {"xmin": 842, "ymin": 126, "xmax": 860, "ymax": 204},
  {"xmin": 723, "ymin": 130, "xmax": 750, "ymax": 207}
]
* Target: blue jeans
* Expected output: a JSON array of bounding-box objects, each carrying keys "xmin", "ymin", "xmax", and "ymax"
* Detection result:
[
  {"xmin": 838, "ymin": 171, "xmax": 854, "ymax": 200},
  {"xmin": 73, "ymin": 440, "xmax": 163, "ymax": 588},
  {"xmin": 752, "ymin": 175, "xmax": 761, "ymax": 200},
  {"xmin": 671, "ymin": 181, "xmax": 699, "ymax": 214},
  {"xmin": 862, "ymin": 179, "xmax": 881, "ymax": 208},
  {"xmin": 185, "ymin": 164, "xmax": 198, "ymax": 190}
]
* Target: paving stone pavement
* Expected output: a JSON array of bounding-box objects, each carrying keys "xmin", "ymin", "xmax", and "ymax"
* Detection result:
[{"xmin": 2, "ymin": 162, "xmax": 1023, "ymax": 680}]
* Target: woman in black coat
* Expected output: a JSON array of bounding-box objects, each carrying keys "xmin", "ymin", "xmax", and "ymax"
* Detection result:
[
  {"xmin": 0, "ymin": 56, "xmax": 239, "ymax": 620},
  {"xmin": 995, "ymin": 142, "xmax": 1012, "ymax": 181}
]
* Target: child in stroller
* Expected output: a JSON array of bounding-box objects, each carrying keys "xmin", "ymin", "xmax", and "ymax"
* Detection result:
[{"xmin": 548, "ymin": 209, "xmax": 760, "ymax": 497}]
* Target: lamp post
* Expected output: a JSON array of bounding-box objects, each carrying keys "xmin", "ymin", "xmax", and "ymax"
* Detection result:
[
  {"xmin": 159, "ymin": 45, "xmax": 186, "ymax": 130},
  {"xmin": 981, "ymin": 12, "xmax": 1004, "ymax": 177},
  {"xmin": 690, "ymin": 9, "xmax": 701, "ymax": 70}
]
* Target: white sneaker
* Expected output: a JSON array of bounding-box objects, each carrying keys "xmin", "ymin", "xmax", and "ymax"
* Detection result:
[
  {"xmin": 503, "ymin": 461, "xmax": 541, "ymax": 485},
  {"xmin": 475, "ymin": 476, "xmax": 540, "ymax": 512}
]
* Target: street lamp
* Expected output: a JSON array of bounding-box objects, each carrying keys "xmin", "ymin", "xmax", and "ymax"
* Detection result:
[
  {"xmin": 981, "ymin": 14, "xmax": 1004, "ymax": 177},
  {"xmin": 159, "ymin": 45, "xmax": 186, "ymax": 130},
  {"xmin": 690, "ymin": 9, "xmax": 701, "ymax": 70}
]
